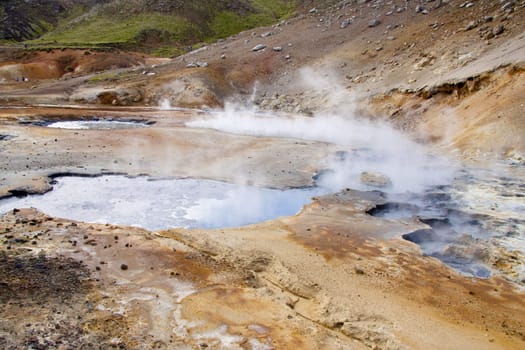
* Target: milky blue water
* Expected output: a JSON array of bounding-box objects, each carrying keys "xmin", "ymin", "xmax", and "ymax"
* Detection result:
[
  {"xmin": 0, "ymin": 175, "xmax": 324, "ymax": 230},
  {"xmin": 47, "ymin": 120, "xmax": 151, "ymax": 129}
]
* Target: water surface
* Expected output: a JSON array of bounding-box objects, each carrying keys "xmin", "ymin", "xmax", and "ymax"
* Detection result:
[{"xmin": 0, "ymin": 175, "xmax": 324, "ymax": 230}]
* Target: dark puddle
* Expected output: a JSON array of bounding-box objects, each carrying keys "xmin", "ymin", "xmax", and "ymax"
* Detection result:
[
  {"xmin": 369, "ymin": 194, "xmax": 493, "ymax": 278},
  {"xmin": 368, "ymin": 166, "xmax": 525, "ymax": 279}
]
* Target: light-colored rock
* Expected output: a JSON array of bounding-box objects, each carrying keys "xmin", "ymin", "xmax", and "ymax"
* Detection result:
[
  {"xmin": 360, "ymin": 171, "xmax": 392, "ymax": 188},
  {"xmin": 252, "ymin": 44, "xmax": 266, "ymax": 52}
]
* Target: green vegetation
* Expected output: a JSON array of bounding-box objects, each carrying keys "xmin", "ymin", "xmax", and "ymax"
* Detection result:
[
  {"xmin": 32, "ymin": 13, "xmax": 192, "ymax": 46},
  {"xmin": 19, "ymin": 0, "xmax": 298, "ymax": 56},
  {"xmin": 210, "ymin": 0, "xmax": 296, "ymax": 40}
]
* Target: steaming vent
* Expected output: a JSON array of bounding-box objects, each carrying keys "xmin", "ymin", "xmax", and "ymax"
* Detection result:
[{"xmin": 369, "ymin": 167, "xmax": 525, "ymax": 280}]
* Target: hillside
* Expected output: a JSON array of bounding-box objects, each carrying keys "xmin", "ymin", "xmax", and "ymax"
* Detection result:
[
  {"xmin": 0, "ymin": 0, "xmax": 107, "ymax": 41},
  {"xmin": 2, "ymin": 0, "xmax": 298, "ymax": 55}
]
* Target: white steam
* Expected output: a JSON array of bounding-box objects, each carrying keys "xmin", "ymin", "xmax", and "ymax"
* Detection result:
[{"xmin": 186, "ymin": 68, "xmax": 456, "ymax": 194}]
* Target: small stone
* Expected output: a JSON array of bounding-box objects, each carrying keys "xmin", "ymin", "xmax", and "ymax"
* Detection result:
[
  {"xmin": 340, "ymin": 18, "xmax": 352, "ymax": 29},
  {"xmin": 309, "ymin": 8, "xmax": 317, "ymax": 14},
  {"xmin": 261, "ymin": 31, "xmax": 272, "ymax": 38},
  {"xmin": 368, "ymin": 19, "xmax": 381, "ymax": 27},
  {"xmin": 272, "ymin": 46, "xmax": 283, "ymax": 52},
  {"xmin": 355, "ymin": 267, "xmax": 365, "ymax": 275},
  {"xmin": 415, "ymin": 5, "xmax": 428, "ymax": 13},
  {"xmin": 501, "ymin": 2, "xmax": 514, "ymax": 12},
  {"xmin": 465, "ymin": 20, "xmax": 478, "ymax": 31},
  {"xmin": 251, "ymin": 44, "xmax": 266, "ymax": 52},
  {"xmin": 493, "ymin": 24, "xmax": 505, "ymax": 36},
  {"xmin": 120, "ymin": 264, "xmax": 128, "ymax": 270}
]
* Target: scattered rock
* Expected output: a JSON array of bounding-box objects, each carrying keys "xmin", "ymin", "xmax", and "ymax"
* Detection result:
[
  {"xmin": 465, "ymin": 20, "xmax": 478, "ymax": 31},
  {"xmin": 186, "ymin": 62, "xmax": 208, "ymax": 68},
  {"xmin": 120, "ymin": 264, "xmax": 128, "ymax": 271},
  {"xmin": 415, "ymin": 5, "xmax": 428, "ymax": 14},
  {"xmin": 501, "ymin": 2, "xmax": 515, "ymax": 12},
  {"xmin": 251, "ymin": 44, "xmax": 266, "ymax": 52},
  {"xmin": 355, "ymin": 267, "xmax": 365, "ymax": 275},
  {"xmin": 493, "ymin": 24, "xmax": 505, "ymax": 36},
  {"xmin": 341, "ymin": 18, "xmax": 352, "ymax": 29},
  {"xmin": 368, "ymin": 19, "xmax": 381, "ymax": 27},
  {"xmin": 309, "ymin": 8, "xmax": 317, "ymax": 14},
  {"xmin": 273, "ymin": 46, "xmax": 283, "ymax": 52},
  {"xmin": 261, "ymin": 31, "xmax": 272, "ymax": 38}
]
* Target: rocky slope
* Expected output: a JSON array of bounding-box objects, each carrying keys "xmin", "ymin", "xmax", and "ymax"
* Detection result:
[{"xmin": 2, "ymin": 0, "xmax": 524, "ymax": 162}]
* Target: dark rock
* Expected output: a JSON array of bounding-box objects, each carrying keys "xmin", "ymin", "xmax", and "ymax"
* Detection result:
[
  {"xmin": 368, "ymin": 19, "xmax": 381, "ymax": 27},
  {"xmin": 120, "ymin": 264, "xmax": 128, "ymax": 270},
  {"xmin": 493, "ymin": 24, "xmax": 505, "ymax": 36},
  {"xmin": 340, "ymin": 18, "xmax": 352, "ymax": 29},
  {"xmin": 415, "ymin": 5, "xmax": 426, "ymax": 13}
]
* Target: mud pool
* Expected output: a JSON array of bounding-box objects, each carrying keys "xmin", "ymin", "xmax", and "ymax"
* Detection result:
[{"xmin": 0, "ymin": 175, "xmax": 325, "ymax": 230}]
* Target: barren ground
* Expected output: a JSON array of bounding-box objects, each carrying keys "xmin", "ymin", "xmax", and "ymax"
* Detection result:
[{"xmin": 1, "ymin": 1, "xmax": 525, "ymax": 349}]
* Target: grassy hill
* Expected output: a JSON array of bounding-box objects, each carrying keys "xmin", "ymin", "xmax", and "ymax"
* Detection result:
[
  {"xmin": 12, "ymin": 0, "xmax": 297, "ymax": 56},
  {"xmin": 0, "ymin": 0, "xmax": 107, "ymax": 42}
]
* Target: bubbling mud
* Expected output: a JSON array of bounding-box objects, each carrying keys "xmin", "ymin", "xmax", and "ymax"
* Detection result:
[{"xmin": 0, "ymin": 175, "xmax": 326, "ymax": 230}]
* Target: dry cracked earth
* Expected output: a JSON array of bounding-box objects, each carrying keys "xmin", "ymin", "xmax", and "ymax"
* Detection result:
[{"xmin": 1, "ymin": 1, "xmax": 525, "ymax": 349}]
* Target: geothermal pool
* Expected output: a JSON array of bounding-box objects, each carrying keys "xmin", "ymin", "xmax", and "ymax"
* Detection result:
[
  {"xmin": 46, "ymin": 120, "xmax": 152, "ymax": 129},
  {"xmin": 0, "ymin": 175, "xmax": 325, "ymax": 230}
]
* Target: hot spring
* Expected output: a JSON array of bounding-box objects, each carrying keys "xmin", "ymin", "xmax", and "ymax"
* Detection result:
[
  {"xmin": 0, "ymin": 175, "xmax": 325, "ymax": 230},
  {"xmin": 18, "ymin": 116, "xmax": 154, "ymax": 129}
]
